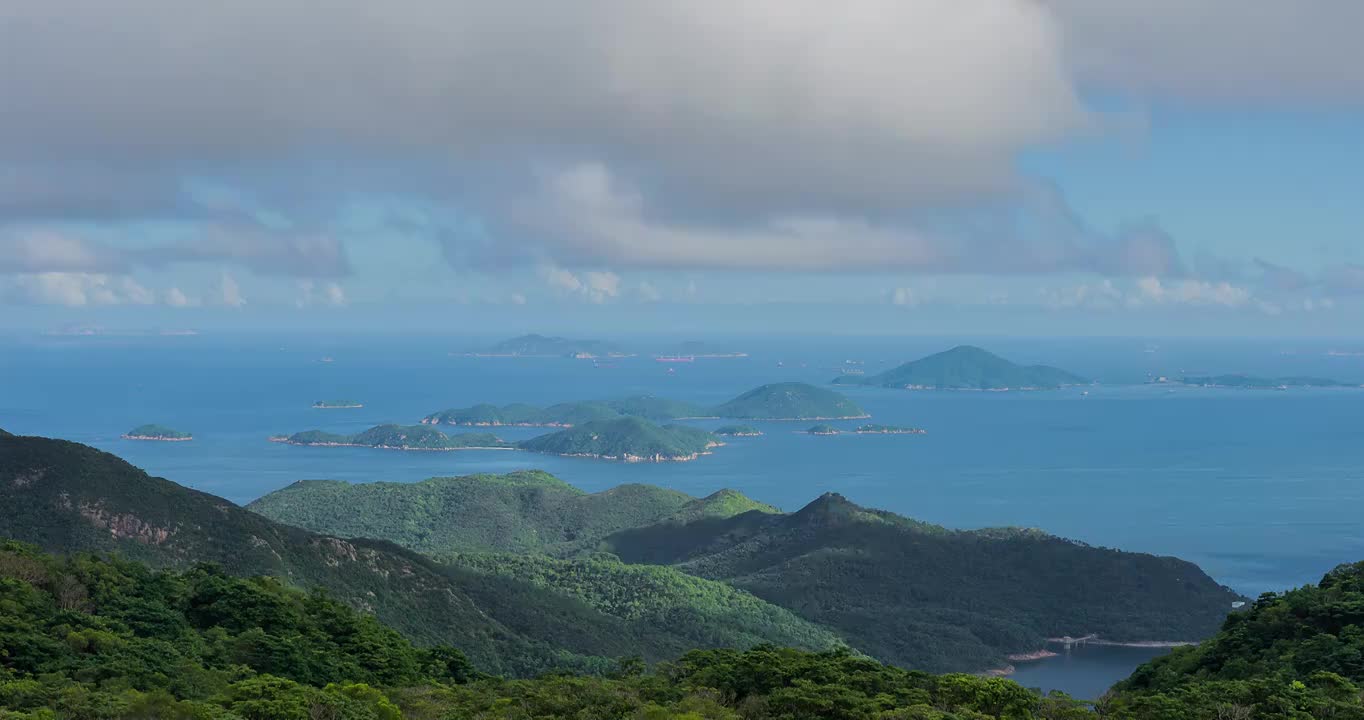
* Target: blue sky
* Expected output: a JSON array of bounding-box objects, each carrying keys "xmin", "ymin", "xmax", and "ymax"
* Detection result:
[{"xmin": 2, "ymin": 1, "xmax": 1361, "ymax": 336}]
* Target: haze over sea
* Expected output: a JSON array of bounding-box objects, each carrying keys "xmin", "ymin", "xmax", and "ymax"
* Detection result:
[{"xmin": 4, "ymin": 331, "xmax": 1362, "ymax": 699}]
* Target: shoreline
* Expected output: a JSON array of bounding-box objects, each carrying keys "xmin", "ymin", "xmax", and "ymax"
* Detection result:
[
  {"xmin": 268, "ymin": 437, "xmax": 515, "ymax": 452},
  {"xmin": 983, "ymin": 637, "xmax": 1192, "ymax": 676},
  {"xmin": 122, "ymin": 435, "xmax": 193, "ymax": 442},
  {"xmin": 1045, "ymin": 635, "xmax": 1195, "ymax": 649}
]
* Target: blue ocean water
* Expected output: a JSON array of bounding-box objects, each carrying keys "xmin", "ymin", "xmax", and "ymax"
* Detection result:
[{"xmin": 4, "ymin": 332, "xmax": 1363, "ymax": 697}]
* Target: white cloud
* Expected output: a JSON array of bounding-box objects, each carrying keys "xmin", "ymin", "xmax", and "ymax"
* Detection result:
[
  {"xmin": 322, "ymin": 282, "xmax": 346, "ymax": 306},
  {"xmin": 890, "ymin": 288, "xmax": 919, "ymax": 307},
  {"xmin": 164, "ymin": 287, "xmax": 193, "ymax": 307},
  {"xmin": 212, "ymin": 272, "xmax": 246, "ymax": 307},
  {"xmin": 0, "ymin": 231, "xmax": 124, "ymax": 273},
  {"xmin": 507, "ymin": 163, "xmax": 1193, "ymax": 275},
  {"xmin": 3, "ymin": 272, "xmax": 154, "ymax": 306},
  {"xmin": 1132, "ymin": 276, "xmax": 1251, "ymax": 308},
  {"xmin": 1, "ymin": 0, "xmax": 1084, "ymax": 220},
  {"xmin": 294, "ymin": 279, "xmax": 348, "ymax": 307},
  {"xmin": 537, "ymin": 264, "xmax": 622, "ymax": 304},
  {"xmin": 636, "ymin": 281, "xmax": 662, "ymax": 303}
]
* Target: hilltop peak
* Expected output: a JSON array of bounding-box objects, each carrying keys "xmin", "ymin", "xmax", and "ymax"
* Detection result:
[
  {"xmin": 791, "ymin": 492, "xmax": 861, "ymax": 524},
  {"xmin": 835, "ymin": 345, "xmax": 1084, "ymax": 390}
]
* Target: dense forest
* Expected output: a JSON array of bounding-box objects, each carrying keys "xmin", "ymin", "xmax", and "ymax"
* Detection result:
[{"xmin": 4, "ymin": 542, "xmax": 1362, "ymax": 718}]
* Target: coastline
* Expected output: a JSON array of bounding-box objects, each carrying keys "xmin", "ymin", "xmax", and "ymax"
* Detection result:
[
  {"xmin": 982, "ymin": 638, "xmax": 1190, "ymax": 677},
  {"xmin": 268, "ymin": 437, "xmax": 514, "ymax": 452},
  {"xmin": 122, "ymin": 435, "xmax": 193, "ymax": 442},
  {"xmin": 527, "ymin": 450, "xmax": 711, "ymax": 463},
  {"xmin": 1045, "ymin": 636, "xmax": 1194, "ymax": 649}
]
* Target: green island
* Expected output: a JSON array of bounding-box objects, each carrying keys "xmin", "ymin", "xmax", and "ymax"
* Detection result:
[
  {"xmin": 713, "ymin": 424, "xmax": 763, "ymax": 436},
  {"xmin": 855, "ymin": 424, "xmax": 927, "ymax": 434},
  {"xmin": 121, "ymin": 424, "xmax": 192, "ymax": 441},
  {"xmin": 313, "ymin": 399, "xmax": 364, "ymax": 409},
  {"xmin": 3, "ymin": 431, "xmax": 1355, "ymax": 718},
  {"xmin": 424, "ymin": 383, "xmax": 863, "ymax": 426},
  {"xmin": 709, "ymin": 382, "xmax": 867, "ymax": 419},
  {"xmin": 422, "ymin": 401, "xmax": 622, "ymax": 427},
  {"xmin": 835, "ymin": 345, "xmax": 1087, "ymax": 390},
  {"xmin": 806, "ymin": 423, "xmax": 840, "ymax": 435},
  {"xmin": 271, "ymin": 424, "xmax": 513, "ymax": 451},
  {"xmin": 516, "ymin": 417, "xmax": 722, "ymax": 462},
  {"xmin": 467, "ymin": 333, "xmax": 627, "ymax": 358},
  {"xmin": 1180, "ymin": 374, "xmax": 1356, "ymax": 389},
  {"xmin": 421, "ymin": 395, "xmax": 712, "ymax": 427}
]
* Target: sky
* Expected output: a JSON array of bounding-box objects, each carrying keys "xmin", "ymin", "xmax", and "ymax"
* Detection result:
[{"xmin": 1, "ymin": 1, "xmax": 1362, "ymax": 336}]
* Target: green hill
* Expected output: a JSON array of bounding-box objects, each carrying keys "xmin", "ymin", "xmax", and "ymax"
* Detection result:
[
  {"xmin": 274, "ymin": 424, "xmax": 512, "ymax": 450},
  {"xmin": 600, "ymin": 492, "xmax": 1242, "ymax": 673},
  {"xmin": 247, "ymin": 471, "xmax": 775, "ymax": 555},
  {"xmin": 1108, "ymin": 561, "xmax": 1364, "ymax": 718},
  {"xmin": 712, "ymin": 382, "xmax": 867, "ymax": 419},
  {"xmin": 806, "ymin": 424, "xmax": 840, "ymax": 435},
  {"xmin": 835, "ymin": 345, "xmax": 1087, "ymax": 390},
  {"xmin": 518, "ymin": 417, "xmax": 721, "ymax": 462},
  {"xmin": 122, "ymin": 424, "xmax": 192, "ymax": 440},
  {"xmin": 0, "ymin": 434, "xmax": 812, "ymax": 676},
  {"xmin": 445, "ymin": 553, "xmax": 845, "ymax": 658},
  {"xmin": 604, "ymin": 394, "xmax": 712, "ymax": 419}
]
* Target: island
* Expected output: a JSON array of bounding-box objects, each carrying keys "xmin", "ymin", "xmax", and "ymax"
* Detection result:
[
  {"xmin": 1179, "ymin": 374, "xmax": 1356, "ymax": 389},
  {"xmin": 464, "ymin": 334, "xmax": 630, "ymax": 359},
  {"xmin": 660, "ymin": 340, "xmax": 749, "ymax": 359},
  {"xmin": 271, "ymin": 424, "xmax": 513, "ymax": 451},
  {"xmin": 710, "ymin": 382, "xmax": 868, "ymax": 420},
  {"xmin": 854, "ymin": 424, "xmax": 927, "ymax": 435},
  {"xmin": 422, "ymin": 402, "xmax": 621, "ymax": 427},
  {"xmin": 833, "ymin": 345, "xmax": 1087, "ymax": 390},
  {"xmin": 805, "ymin": 424, "xmax": 840, "ymax": 436},
  {"xmin": 516, "ymin": 417, "xmax": 721, "ymax": 462},
  {"xmin": 121, "ymin": 424, "xmax": 192, "ymax": 442},
  {"xmin": 713, "ymin": 425, "xmax": 763, "ymax": 437},
  {"xmin": 423, "ymin": 383, "xmax": 866, "ymax": 428},
  {"xmin": 312, "ymin": 400, "xmax": 364, "ymax": 409}
]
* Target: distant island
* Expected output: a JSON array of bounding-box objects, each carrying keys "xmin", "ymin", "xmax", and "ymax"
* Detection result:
[
  {"xmin": 271, "ymin": 424, "xmax": 513, "ymax": 451},
  {"xmin": 710, "ymin": 382, "xmax": 868, "ymax": 420},
  {"xmin": 806, "ymin": 424, "xmax": 840, "ymax": 435},
  {"xmin": 1178, "ymin": 374, "xmax": 1357, "ymax": 389},
  {"xmin": 465, "ymin": 334, "xmax": 630, "ymax": 359},
  {"xmin": 854, "ymin": 424, "xmax": 926, "ymax": 435},
  {"xmin": 422, "ymin": 401, "xmax": 622, "ymax": 427},
  {"xmin": 517, "ymin": 417, "xmax": 721, "ymax": 462},
  {"xmin": 713, "ymin": 425, "xmax": 763, "ymax": 437},
  {"xmin": 312, "ymin": 400, "xmax": 364, "ymax": 409},
  {"xmin": 834, "ymin": 345, "xmax": 1087, "ymax": 390},
  {"xmin": 424, "ymin": 383, "xmax": 864, "ymax": 426},
  {"xmin": 121, "ymin": 424, "xmax": 192, "ymax": 442},
  {"xmin": 659, "ymin": 340, "xmax": 749, "ymax": 359}
]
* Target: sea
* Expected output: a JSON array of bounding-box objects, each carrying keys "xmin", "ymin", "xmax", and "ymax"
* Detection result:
[{"xmin": 3, "ymin": 331, "xmax": 1363, "ymax": 700}]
